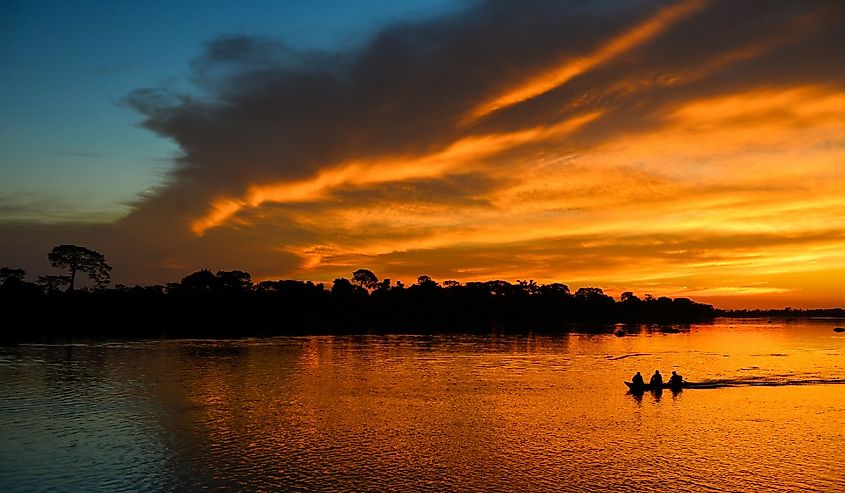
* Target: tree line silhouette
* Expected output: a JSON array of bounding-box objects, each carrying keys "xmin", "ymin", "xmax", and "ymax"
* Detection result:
[{"xmin": 0, "ymin": 245, "xmax": 720, "ymax": 343}]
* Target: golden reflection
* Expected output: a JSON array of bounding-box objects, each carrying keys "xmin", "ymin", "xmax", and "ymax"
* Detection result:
[{"xmin": 114, "ymin": 326, "xmax": 845, "ymax": 489}]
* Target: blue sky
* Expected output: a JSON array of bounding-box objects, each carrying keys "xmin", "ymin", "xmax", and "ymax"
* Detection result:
[{"xmin": 0, "ymin": 0, "xmax": 464, "ymax": 222}]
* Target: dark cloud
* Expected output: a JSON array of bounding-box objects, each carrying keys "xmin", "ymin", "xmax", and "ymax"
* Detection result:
[
  {"xmin": 497, "ymin": 1, "xmax": 845, "ymax": 144},
  {"xmin": 326, "ymin": 173, "xmax": 502, "ymax": 209},
  {"xmin": 58, "ymin": 149, "xmax": 104, "ymax": 159},
  {"xmin": 123, "ymin": 1, "xmax": 646, "ymax": 200},
  {"xmin": 0, "ymin": 195, "xmax": 118, "ymax": 223},
  {"xmin": 0, "ymin": 197, "xmax": 30, "ymax": 215},
  {"xmin": 124, "ymin": 0, "xmax": 844, "ymax": 205}
]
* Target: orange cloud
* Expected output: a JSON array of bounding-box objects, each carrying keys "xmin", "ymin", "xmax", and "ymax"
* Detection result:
[
  {"xmin": 266, "ymin": 84, "xmax": 845, "ymax": 307},
  {"xmin": 191, "ymin": 112, "xmax": 601, "ymax": 235},
  {"xmin": 464, "ymin": 0, "xmax": 708, "ymax": 122}
]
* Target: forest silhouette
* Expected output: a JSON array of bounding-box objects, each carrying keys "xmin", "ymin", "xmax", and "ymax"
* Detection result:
[
  {"xmin": 0, "ymin": 246, "xmax": 728, "ymax": 343},
  {"xmin": 5, "ymin": 245, "xmax": 845, "ymax": 343}
]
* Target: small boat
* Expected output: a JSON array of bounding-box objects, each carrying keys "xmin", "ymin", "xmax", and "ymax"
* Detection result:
[{"xmin": 625, "ymin": 381, "xmax": 685, "ymax": 392}]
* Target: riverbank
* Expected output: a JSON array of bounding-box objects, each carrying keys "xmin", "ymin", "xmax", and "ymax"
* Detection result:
[{"xmin": 1, "ymin": 281, "xmax": 716, "ymax": 343}]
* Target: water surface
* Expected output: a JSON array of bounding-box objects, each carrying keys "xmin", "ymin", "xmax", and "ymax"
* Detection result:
[{"xmin": 1, "ymin": 318, "xmax": 844, "ymax": 491}]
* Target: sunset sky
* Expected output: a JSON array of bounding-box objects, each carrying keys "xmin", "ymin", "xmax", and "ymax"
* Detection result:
[{"xmin": 2, "ymin": 0, "xmax": 845, "ymax": 308}]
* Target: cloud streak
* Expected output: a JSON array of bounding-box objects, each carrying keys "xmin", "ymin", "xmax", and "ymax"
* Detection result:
[
  {"xmin": 465, "ymin": 0, "xmax": 709, "ymax": 121},
  {"xmin": 190, "ymin": 111, "xmax": 601, "ymax": 235}
]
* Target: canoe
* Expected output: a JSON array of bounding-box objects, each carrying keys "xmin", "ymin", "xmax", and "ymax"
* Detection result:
[{"xmin": 625, "ymin": 381, "xmax": 685, "ymax": 391}]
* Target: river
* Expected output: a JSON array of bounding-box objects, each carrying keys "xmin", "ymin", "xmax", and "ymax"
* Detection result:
[{"xmin": 1, "ymin": 318, "xmax": 843, "ymax": 491}]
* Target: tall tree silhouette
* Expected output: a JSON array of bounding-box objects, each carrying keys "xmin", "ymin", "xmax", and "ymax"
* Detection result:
[
  {"xmin": 352, "ymin": 269, "xmax": 378, "ymax": 290},
  {"xmin": 47, "ymin": 245, "xmax": 111, "ymax": 291}
]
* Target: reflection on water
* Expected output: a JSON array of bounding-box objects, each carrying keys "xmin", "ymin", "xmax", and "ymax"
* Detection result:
[{"xmin": 0, "ymin": 319, "xmax": 844, "ymax": 491}]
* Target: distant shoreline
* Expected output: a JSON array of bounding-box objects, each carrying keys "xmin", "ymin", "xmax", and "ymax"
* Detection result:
[
  {"xmin": 5, "ymin": 271, "xmax": 843, "ymax": 344},
  {"xmin": 717, "ymin": 308, "xmax": 845, "ymax": 319},
  {"xmin": 2, "ymin": 275, "xmax": 717, "ymax": 343}
]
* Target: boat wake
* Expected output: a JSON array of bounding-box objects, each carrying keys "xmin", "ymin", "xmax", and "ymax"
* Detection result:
[
  {"xmin": 686, "ymin": 376, "xmax": 845, "ymax": 389},
  {"xmin": 606, "ymin": 353, "xmax": 651, "ymax": 360}
]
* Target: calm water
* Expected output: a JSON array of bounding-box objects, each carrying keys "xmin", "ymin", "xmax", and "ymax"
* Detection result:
[{"xmin": 1, "ymin": 318, "xmax": 844, "ymax": 492}]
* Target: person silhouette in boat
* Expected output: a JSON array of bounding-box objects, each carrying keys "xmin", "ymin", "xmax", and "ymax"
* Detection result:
[
  {"xmin": 649, "ymin": 370, "xmax": 663, "ymax": 386},
  {"xmin": 668, "ymin": 371, "xmax": 684, "ymax": 387},
  {"xmin": 632, "ymin": 371, "xmax": 645, "ymax": 386}
]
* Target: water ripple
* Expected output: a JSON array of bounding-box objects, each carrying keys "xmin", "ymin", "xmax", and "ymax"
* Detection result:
[{"xmin": 1, "ymin": 319, "xmax": 844, "ymax": 491}]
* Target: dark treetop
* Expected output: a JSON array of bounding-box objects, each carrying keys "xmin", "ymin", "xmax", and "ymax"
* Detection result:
[{"xmin": 1, "ymin": 265, "xmax": 717, "ymax": 343}]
